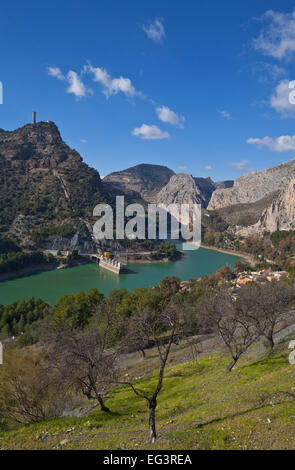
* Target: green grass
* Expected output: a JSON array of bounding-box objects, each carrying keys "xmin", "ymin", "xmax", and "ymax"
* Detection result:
[{"xmin": 1, "ymin": 347, "xmax": 295, "ymax": 450}]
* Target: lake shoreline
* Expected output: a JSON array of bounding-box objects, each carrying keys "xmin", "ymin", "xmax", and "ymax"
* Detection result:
[
  {"xmin": 0, "ymin": 258, "xmax": 93, "ymax": 282},
  {"xmin": 0, "ymin": 263, "xmax": 58, "ymax": 282},
  {"xmin": 0, "ymin": 246, "xmax": 244, "ymax": 286},
  {"xmin": 0, "ymin": 246, "xmax": 248, "ymax": 283},
  {"xmin": 0, "ymin": 252, "xmax": 186, "ymax": 281},
  {"xmin": 200, "ymin": 244, "xmax": 256, "ymax": 266}
]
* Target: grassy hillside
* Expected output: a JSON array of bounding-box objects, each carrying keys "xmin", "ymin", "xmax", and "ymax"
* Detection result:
[{"xmin": 1, "ymin": 337, "xmax": 295, "ymax": 450}]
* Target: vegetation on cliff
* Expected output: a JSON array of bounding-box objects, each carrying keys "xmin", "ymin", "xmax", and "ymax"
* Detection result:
[{"xmin": 0, "ymin": 122, "xmax": 109, "ymax": 244}]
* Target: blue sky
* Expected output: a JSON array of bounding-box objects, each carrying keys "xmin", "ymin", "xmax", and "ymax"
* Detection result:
[{"xmin": 2, "ymin": 1, "xmax": 295, "ymax": 181}]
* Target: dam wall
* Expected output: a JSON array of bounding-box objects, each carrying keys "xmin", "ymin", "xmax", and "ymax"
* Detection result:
[{"xmin": 99, "ymin": 257, "xmax": 125, "ymax": 274}]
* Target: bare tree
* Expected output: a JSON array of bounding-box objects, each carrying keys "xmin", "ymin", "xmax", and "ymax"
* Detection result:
[
  {"xmin": 236, "ymin": 280, "xmax": 293, "ymax": 351},
  {"xmin": 199, "ymin": 288, "xmax": 259, "ymax": 371},
  {"xmin": 52, "ymin": 307, "xmax": 117, "ymax": 412},
  {"xmin": 119, "ymin": 306, "xmax": 181, "ymax": 443}
]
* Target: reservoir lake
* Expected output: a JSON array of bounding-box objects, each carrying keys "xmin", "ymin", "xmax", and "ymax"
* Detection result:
[{"xmin": 0, "ymin": 247, "xmax": 242, "ymax": 305}]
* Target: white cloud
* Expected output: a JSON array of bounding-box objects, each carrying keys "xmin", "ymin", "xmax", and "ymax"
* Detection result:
[
  {"xmin": 230, "ymin": 160, "xmax": 249, "ymax": 171},
  {"xmin": 143, "ymin": 18, "xmax": 165, "ymax": 43},
  {"xmin": 253, "ymin": 9, "xmax": 295, "ymax": 60},
  {"xmin": 217, "ymin": 110, "xmax": 232, "ymax": 120},
  {"xmin": 80, "ymin": 139, "xmax": 87, "ymax": 143},
  {"xmin": 131, "ymin": 124, "xmax": 170, "ymax": 140},
  {"xmin": 177, "ymin": 166, "xmax": 187, "ymax": 171},
  {"xmin": 270, "ymin": 79, "xmax": 295, "ymax": 116},
  {"xmin": 156, "ymin": 105, "xmax": 184, "ymax": 127},
  {"xmin": 87, "ymin": 65, "xmax": 139, "ymax": 99},
  {"xmin": 66, "ymin": 70, "xmax": 87, "ymax": 98},
  {"xmin": 204, "ymin": 165, "xmax": 213, "ymax": 170},
  {"xmin": 48, "ymin": 67, "xmax": 65, "ymax": 80},
  {"xmin": 247, "ymin": 134, "xmax": 295, "ymax": 152},
  {"xmin": 49, "ymin": 64, "xmax": 138, "ymax": 100},
  {"xmin": 48, "ymin": 67, "xmax": 87, "ymax": 98}
]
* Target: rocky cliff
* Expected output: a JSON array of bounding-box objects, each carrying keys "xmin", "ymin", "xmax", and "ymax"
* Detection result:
[
  {"xmin": 156, "ymin": 174, "xmax": 206, "ymax": 206},
  {"xmin": 156, "ymin": 174, "xmax": 233, "ymax": 208},
  {"xmin": 208, "ymin": 158, "xmax": 295, "ymax": 210},
  {"xmin": 237, "ymin": 178, "xmax": 295, "ymax": 235}
]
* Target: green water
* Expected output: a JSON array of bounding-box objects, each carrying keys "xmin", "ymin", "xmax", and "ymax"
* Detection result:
[{"xmin": 0, "ymin": 247, "xmax": 242, "ymax": 305}]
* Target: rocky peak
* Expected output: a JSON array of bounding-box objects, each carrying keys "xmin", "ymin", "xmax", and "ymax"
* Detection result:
[
  {"xmin": 0, "ymin": 121, "xmax": 62, "ymax": 150},
  {"xmin": 0, "ymin": 121, "xmax": 82, "ymax": 171},
  {"xmin": 156, "ymin": 173, "xmax": 206, "ymax": 206}
]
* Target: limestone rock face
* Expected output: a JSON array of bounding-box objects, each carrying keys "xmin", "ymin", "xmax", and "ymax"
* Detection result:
[
  {"xmin": 155, "ymin": 174, "xmax": 232, "ymax": 208},
  {"xmin": 156, "ymin": 174, "xmax": 205, "ymax": 206},
  {"xmin": 208, "ymin": 158, "xmax": 295, "ymax": 210},
  {"xmin": 237, "ymin": 178, "xmax": 295, "ymax": 235}
]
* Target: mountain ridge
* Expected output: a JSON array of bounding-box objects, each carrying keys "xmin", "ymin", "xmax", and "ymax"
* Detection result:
[
  {"xmin": 208, "ymin": 158, "xmax": 295, "ymax": 210},
  {"xmin": 3, "ymin": 119, "xmax": 295, "ymax": 249},
  {"xmin": 103, "ymin": 163, "xmax": 175, "ymax": 202},
  {"xmin": 104, "ymin": 165, "xmax": 234, "ymax": 208}
]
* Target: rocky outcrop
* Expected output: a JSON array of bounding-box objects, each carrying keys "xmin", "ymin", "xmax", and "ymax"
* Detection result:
[
  {"xmin": 155, "ymin": 174, "xmax": 232, "ymax": 208},
  {"xmin": 103, "ymin": 164, "xmax": 174, "ymax": 202},
  {"xmin": 10, "ymin": 214, "xmax": 35, "ymax": 237},
  {"xmin": 45, "ymin": 228, "xmax": 126, "ymax": 254},
  {"xmin": 237, "ymin": 179, "xmax": 295, "ymax": 235},
  {"xmin": 208, "ymin": 158, "xmax": 295, "ymax": 210},
  {"xmin": 0, "ymin": 121, "xmax": 83, "ymax": 171},
  {"xmin": 156, "ymin": 174, "xmax": 205, "ymax": 206},
  {"xmin": 48, "ymin": 231, "xmax": 96, "ymax": 253}
]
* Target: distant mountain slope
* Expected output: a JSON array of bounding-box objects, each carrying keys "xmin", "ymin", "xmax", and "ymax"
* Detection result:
[
  {"xmin": 0, "ymin": 121, "xmax": 108, "ymax": 242},
  {"xmin": 208, "ymin": 158, "xmax": 295, "ymax": 210},
  {"xmin": 105, "ymin": 164, "xmax": 234, "ymax": 209},
  {"xmin": 103, "ymin": 164, "xmax": 175, "ymax": 202}
]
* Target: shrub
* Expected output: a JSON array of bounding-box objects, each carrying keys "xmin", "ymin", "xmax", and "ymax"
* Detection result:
[{"xmin": 0, "ymin": 347, "xmax": 68, "ymax": 424}]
